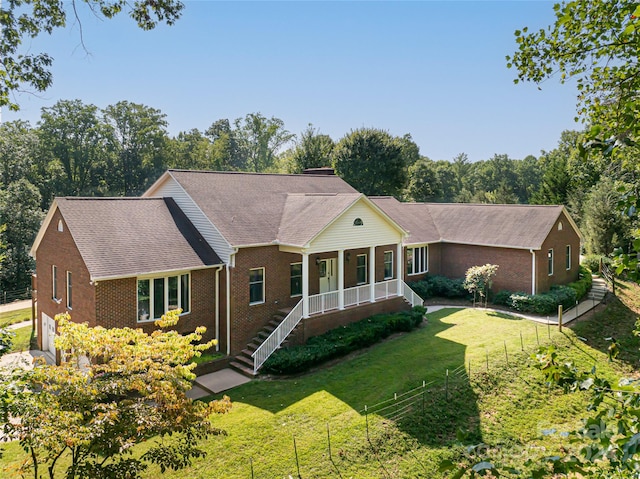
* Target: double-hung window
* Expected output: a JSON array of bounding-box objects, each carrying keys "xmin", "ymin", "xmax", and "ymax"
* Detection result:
[
  {"xmin": 356, "ymin": 254, "xmax": 367, "ymax": 284},
  {"xmin": 407, "ymin": 246, "xmax": 428, "ymax": 275},
  {"xmin": 66, "ymin": 271, "xmax": 72, "ymax": 309},
  {"xmin": 290, "ymin": 263, "xmax": 302, "ymax": 297},
  {"xmin": 250, "ymin": 268, "xmax": 265, "ymax": 305},
  {"xmin": 137, "ymin": 273, "xmax": 190, "ymax": 322},
  {"xmin": 383, "ymin": 251, "xmax": 393, "ymax": 279},
  {"xmin": 52, "ymin": 265, "xmax": 58, "ymax": 301},
  {"xmin": 566, "ymin": 245, "xmax": 571, "ymax": 270},
  {"xmin": 548, "ymin": 249, "xmax": 554, "ymax": 276}
]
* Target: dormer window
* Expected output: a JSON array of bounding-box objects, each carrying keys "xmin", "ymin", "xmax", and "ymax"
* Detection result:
[
  {"xmin": 57, "ymin": 220, "xmax": 63, "ymax": 232},
  {"xmin": 353, "ymin": 218, "xmax": 363, "ymax": 226}
]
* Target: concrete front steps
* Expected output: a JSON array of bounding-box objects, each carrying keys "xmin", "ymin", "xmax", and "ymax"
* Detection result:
[
  {"xmin": 588, "ymin": 276, "xmax": 608, "ymax": 302},
  {"xmin": 229, "ymin": 308, "xmax": 297, "ymax": 378}
]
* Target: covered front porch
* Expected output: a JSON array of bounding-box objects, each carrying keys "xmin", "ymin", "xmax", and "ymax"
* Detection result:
[{"xmin": 299, "ymin": 243, "xmax": 405, "ymax": 318}]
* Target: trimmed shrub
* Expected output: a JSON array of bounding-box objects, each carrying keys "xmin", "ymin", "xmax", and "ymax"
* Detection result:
[
  {"xmin": 262, "ymin": 306, "xmax": 426, "ymax": 375},
  {"xmin": 581, "ymin": 254, "xmax": 611, "ymax": 274},
  {"xmin": 408, "ymin": 276, "xmax": 468, "ymax": 299},
  {"xmin": 493, "ymin": 290, "xmax": 515, "ymax": 306},
  {"xmin": 567, "ymin": 265, "xmax": 592, "ymax": 300}
]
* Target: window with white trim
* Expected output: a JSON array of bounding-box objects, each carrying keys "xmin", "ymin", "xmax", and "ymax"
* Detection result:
[
  {"xmin": 249, "ymin": 268, "xmax": 265, "ymax": 305},
  {"xmin": 52, "ymin": 265, "xmax": 58, "ymax": 300},
  {"xmin": 384, "ymin": 251, "xmax": 393, "ymax": 279},
  {"xmin": 137, "ymin": 273, "xmax": 190, "ymax": 322},
  {"xmin": 290, "ymin": 263, "xmax": 302, "ymax": 297},
  {"xmin": 407, "ymin": 246, "xmax": 428, "ymax": 275},
  {"xmin": 548, "ymin": 249, "xmax": 554, "ymax": 275},
  {"xmin": 66, "ymin": 271, "xmax": 72, "ymax": 309},
  {"xmin": 566, "ymin": 245, "xmax": 571, "ymax": 270},
  {"xmin": 356, "ymin": 254, "xmax": 367, "ymax": 284}
]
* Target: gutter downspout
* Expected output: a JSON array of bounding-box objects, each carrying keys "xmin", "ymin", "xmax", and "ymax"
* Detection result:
[
  {"xmin": 215, "ymin": 266, "xmax": 221, "ymax": 352},
  {"xmin": 530, "ymin": 249, "xmax": 536, "ymax": 295},
  {"xmin": 226, "ymin": 249, "xmax": 238, "ymax": 356}
]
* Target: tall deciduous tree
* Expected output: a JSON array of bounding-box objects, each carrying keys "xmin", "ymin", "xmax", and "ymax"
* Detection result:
[
  {"xmin": 1, "ymin": 310, "xmax": 231, "ymax": 479},
  {"xmin": 0, "ymin": 178, "xmax": 43, "ymax": 291},
  {"xmin": 288, "ymin": 124, "xmax": 334, "ymax": 173},
  {"xmin": 0, "ymin": 120, "xmax": 39, "ymax": 188},
  {"xmin": 1, "ymin": 0, "xmax": 184, "ymax": 111},
  {"xmin": 103, "ymin": 101, "xmax": 169, "ymax": 195},
  {"xmin": 508, "ymin": 0, "xmax": 640, "ymax": 151},
  {"xmin": 404, "ymin": 158, "xmax": 441, "ymax": 202},
  {"xmin": 38, "ymin": 99, "xmax": 112, "ymax": 196},
  {"xmin": 333, "ymin": 128, "xmax": 407, "ymax": 196},
  {"xmin": 234, "ymin": 113, "xmax": 294, "ymax": 172}
]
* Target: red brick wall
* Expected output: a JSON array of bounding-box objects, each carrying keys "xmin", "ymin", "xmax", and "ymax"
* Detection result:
[
  {"xmin": 536, "ymin": 212, "xmax": 581, "ymax": 293},
  {"xmin": 229, "ymin": 246, "xmax": 303, "ymax": 355},
  {"xmin": 439, "ymin": 243, "xmax": 533, "ymax": 294},
  {"xmin": 95, "ymin": 268, "xmax": 219, "ymax": 342},
  {"xmin": 34, "ymin": 209, "xmax": 96, "ymax": 349}
]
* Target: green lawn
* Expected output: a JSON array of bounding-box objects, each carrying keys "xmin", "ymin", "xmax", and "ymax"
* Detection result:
[
  {"xmin": 0, "ymin": 308, "xmax": 31, "ymax": 328},
  {"xmin": 1, "ymin": 295, "xmax": 636, "ymax": 478},
  {"xmin": 8, "ymin": 326, "xmax": 35, "ymax": 353}
]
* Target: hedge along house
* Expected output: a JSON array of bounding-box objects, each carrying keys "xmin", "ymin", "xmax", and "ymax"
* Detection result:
[
  {"xmin": 31, "ymin": 170, "xmax": 422, "ymax": 374},
  {"xmin": 370, "ymin": 197, "xmax": 582, "ymax": 295}
]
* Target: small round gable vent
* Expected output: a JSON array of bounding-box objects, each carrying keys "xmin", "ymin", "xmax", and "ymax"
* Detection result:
[{"xmin": 353, "ymin": 218, "xmax": 363, "ymax": 226}]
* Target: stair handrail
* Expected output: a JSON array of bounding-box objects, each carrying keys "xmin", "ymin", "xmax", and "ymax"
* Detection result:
[
  {"xmin": 251, "ymin": 299, "xmax": 304, "ymax": 373},
  {"xmin": 600, "ymin": 261, "xmax": 616, "ymax": 296},
  {"xmin": 401, "ymin": 280, "xmax": 424, "ymax": 307}
]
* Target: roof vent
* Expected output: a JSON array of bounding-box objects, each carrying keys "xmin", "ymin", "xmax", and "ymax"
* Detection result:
[{"xmin": 302, "ymin": 167, "xmax": 335, "ymax": 176}]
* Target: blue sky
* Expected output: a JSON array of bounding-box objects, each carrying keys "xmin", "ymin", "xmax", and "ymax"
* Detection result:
[{"xmin": 4, "ymin": 0, "xmax": 579, "ymax": 163}]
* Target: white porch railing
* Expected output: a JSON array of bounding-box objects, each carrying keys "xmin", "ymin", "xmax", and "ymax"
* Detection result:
[
  {"xmin": 344, "ymin": 284, "xmax": 371, "ymax": 307},
  {"xmin": 375, "ymin": 278, "xmax": 400, "ymax": 300},
  {"xmin": 402, "ymin": 281, "xmax": 423, "ymax": 307},
  {"xmin": 309, "ymin": 290, "xmax": 339, "ymax": 315},
  {"xmin": 251, "ymin": 299, "xmax": 303, "ymax": 374}
]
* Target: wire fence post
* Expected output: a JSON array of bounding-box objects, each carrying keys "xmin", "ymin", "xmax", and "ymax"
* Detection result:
[
  {"xmin": 576, "ymin": 300, "xmax": 579, "ymax": 318},
  {"xmin": 520, "ymin": 331, "xmax": 524, "ymax": 351},
  {"xmin": 504, "ymin": 341, "xmax": 509, "ymax": 367},
  {"xmin": 327, "ymin": 423, "xmax": 332, "ymax": 461},
  {"xmin": 445, "ymin": 369, "xmax": 449, "ymax": 400},
  {"xmin": 547, "ymin": 317, "xmax": 551, "ymax": 339},
  {"xmin": 365, "ymin": 405, "xmax": 369, "ymax": 441},
  {"xmin": 250, "ymin": 457, "xmax": 254, "ymax": 479},
  {"xmin": 421, "ymin": 380, "xmax": 426, "ymax": 416},
  {"xmin": 558, "ymin": 305, "xmax": 563, "ymax": 332},
  {"xmin": 468, "ymin": 360, "xmax": 471, "ymax": 378},
  {"xmin": 293, "ymin": 435, "xmax": 301, "ymax": 479},
  {"xmin": 485, "ymin": 348, "xmax": 489, "ymax": 370},
  {"xmin": 535, "ymin": 325, "xmax": 539, "ymax": 345}
]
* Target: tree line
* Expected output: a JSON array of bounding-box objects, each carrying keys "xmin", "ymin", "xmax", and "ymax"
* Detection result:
[{"xmin": 0, "ymin": 98, "xmax": 637, "ymax": 293}]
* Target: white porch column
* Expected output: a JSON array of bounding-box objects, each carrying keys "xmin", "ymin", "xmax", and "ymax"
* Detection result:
[
  {"xmin": 369, "ymin": 245, "xmax": 376, "ymax": 303},
  {"xmin": 302, "ymin": 252, "xmax": 310, "ymax": 318},
  {"xmin": 396, "ymin": 242, "xmax": 403, "ymax": 295},
  {"xmin": 338, "ymin": 249, "xmax": 345, "ymax": 310}
]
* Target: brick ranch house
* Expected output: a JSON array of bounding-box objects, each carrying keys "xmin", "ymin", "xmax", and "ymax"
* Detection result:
[{"xmin": 30, "ymin": 169, "xmax": 582, "ymax": 374}]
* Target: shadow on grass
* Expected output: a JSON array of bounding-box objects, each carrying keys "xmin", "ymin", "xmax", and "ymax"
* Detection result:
[
  {"xmin": 216, "ymin": 308, "xmax": 482, "ymax": 446},
  {"xmin": 486, "ymin": 310, "xmax": 524, "ymax": 321}
]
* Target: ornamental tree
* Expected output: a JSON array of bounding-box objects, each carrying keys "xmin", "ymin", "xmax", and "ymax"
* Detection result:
[
  {"xmin": 0, "ymin": 310, "xmax": 231, "ymax": 479},
  {"xmin": 464, "ymin": 264, "xmax": 498, "ymax": 308}
]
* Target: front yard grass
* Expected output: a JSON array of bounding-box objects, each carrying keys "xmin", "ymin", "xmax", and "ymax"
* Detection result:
[
  {"xmin": 0, "ymin": 308, "xmax": 31, "ymax": 328},
  {"xmin": 1, "ymin": 284, "xmax": 638, "ymax": 478}
]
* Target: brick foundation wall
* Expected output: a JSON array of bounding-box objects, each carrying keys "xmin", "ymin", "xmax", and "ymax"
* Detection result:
[
  {"xmin": 299, "ymin": 296, "xmax": 410, "ymax": 343},
  {"xmin": 34, "ymin": 209, "xmax": 96, "ymax": 349}
]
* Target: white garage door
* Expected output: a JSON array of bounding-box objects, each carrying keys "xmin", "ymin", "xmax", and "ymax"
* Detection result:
[{"xmin": 41, "ymin": 313, "xmax": 56, "ymax": 357}]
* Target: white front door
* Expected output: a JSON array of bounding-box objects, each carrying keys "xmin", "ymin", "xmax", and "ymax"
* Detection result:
[
  {"xmin": 319, "ymin": 258, "xmax": 337, "ymax": 293},
  {"xmin": 42, "ymin": 313, "xmax": 56, "ymax": 356}
]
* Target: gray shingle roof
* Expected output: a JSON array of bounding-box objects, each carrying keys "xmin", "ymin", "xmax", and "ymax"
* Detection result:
[
  {"xmin": 168, "ymin": 170, "xmax": 358, "ymax": 246},
  {"xmin": 371, "ymin": 197, "xmax": 567, "ymax": 250},
  {"xmin": 57, "ymin": 197, "xmax": 221, "ymax": 279}
]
